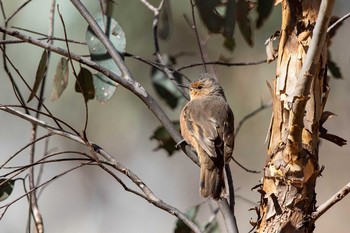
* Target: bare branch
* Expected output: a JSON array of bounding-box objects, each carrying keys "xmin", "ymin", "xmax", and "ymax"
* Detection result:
[
  {"xmin": 70, "ymin": 0, "xmax": 132, "ymax": 81},
  {"xmin": 327, "ymin": 12, "xmax": 350, "ymax": 33},
  {"xmin": 0, "ymin": 105, "xmax": 203, "ymax": 233},
  {"xmin": 218, "ymin": 198, "xmax": 239, "ymax": 233},
  {"xmin": 95, "ymin": 146, "xmax": 203, "ymax": 233},
  {"xmin": 0, "ymin": 105, "xmax": 84, "ymax": 144},
  {"xmin": 0, "ymin": 133, "xmax": 53, "ymax": 169},
  {"xmin": 6, "ymin": 0, "xmax": 32, "ymax": 23},
  {"xmin": 177, "ymin": 59, "xmax": 267, "ymax": 72},
  {"xmin": 0, "ymin": 162, "xmax": 91, "ymax": 220},
  {"xmin": 0, "ymin": 0, "xmax": 6, "ymax": 20},
  {"xmin": 235, "ymin": 100, "xmax": 272, "ymax": 137},
  {"xmin": 0, "ymin": 26, "xmax": 198, "ymax": 164},
  {"xmin": 57, "ymin": 4, "xmax": 89, "ymax": 133},
  {"xmin": 294, "ymin": 0, "xmax": 334, "ymax": 98},
  {"xmin": 146, "ymin": 0, "xmax": 189, "ymax": 99},
  {"xmin": 139, "ymin": 0, "xmax": 159, "ymax": 13},
  {"xmin": 311, "ymin": 182, "xmax": 350, "ymax": 223},
  {"xmin": 189, "ymin": 0, "xmax": 207, "ymax": 72}
]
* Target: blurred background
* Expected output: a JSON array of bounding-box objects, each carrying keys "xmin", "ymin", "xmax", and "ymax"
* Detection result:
[{"xmin": 0, "ymin": 0, "xmax": 349, "ymax": 232}]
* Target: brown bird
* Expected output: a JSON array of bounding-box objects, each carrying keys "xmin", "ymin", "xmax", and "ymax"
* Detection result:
[{"xmin": 180, "ymin": 74, "xmax": 234, "ymax": 199}]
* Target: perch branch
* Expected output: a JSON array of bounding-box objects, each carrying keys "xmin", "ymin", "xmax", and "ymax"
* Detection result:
[
  {"xmin": 0, "ymin": 25, "xmax": 198, "ymax": 164},
  {"xmin": 0, "ymin": 105, "xmax": 203, "ymax": 233}
]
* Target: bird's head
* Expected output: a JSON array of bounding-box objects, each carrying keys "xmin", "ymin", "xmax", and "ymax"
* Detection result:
[{"xmin": 188, "ymin": 74, "xmax": 226, "ymax": 100}]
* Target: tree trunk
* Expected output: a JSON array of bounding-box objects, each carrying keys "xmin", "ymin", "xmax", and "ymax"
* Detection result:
[{"xmin": 256, "ymin": 1, "xmax": 331, "ymax": 232}]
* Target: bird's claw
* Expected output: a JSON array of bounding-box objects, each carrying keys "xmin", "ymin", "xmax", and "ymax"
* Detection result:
[{"xmin": 175, "ymin": 139, "xmax": 186, "ymax": 148}]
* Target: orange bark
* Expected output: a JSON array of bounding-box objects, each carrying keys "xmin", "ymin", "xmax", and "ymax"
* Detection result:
[{"xmin": 256, "ymin": 1, "xmax": 329, "ymax": 232}]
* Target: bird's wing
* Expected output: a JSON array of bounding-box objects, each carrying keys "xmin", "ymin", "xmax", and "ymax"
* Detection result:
[
  {"xmin": 184, "ymin": 100, "xmax": 221, "ymax": 158},
  {"xmin": 223, "ymin": 107, "xmax": 234, "ymax": 163}
]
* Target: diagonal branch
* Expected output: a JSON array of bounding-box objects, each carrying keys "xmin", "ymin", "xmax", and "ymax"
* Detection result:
[
  {"xmin": 0, "ymin": 105, "xmax": 203, "ymax": 233},
  {"xmin": 311, "ymin": 182, "xmax": 350, "ymax": 224},
  {"xmin": 0, "ymin": 25, "xmax": 198, "ymax": 164},
  {"xmin": 70, "ymin": 0, "xmax": 132, "ymax": 81}
]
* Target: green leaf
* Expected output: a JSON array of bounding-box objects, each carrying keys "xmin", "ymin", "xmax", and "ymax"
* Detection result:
[
  {"xmin": 51, "ymin": 58, "xmax": 69, "ymax": 101},
  {"xmin": 222, "ymin": 0, "xmax": 235, "ymax": 39},
  {"xmin": 223, "ymin": 37, "xmax": 236, "ymax": 52},
  {"xmin": 158, "ymin": 0, "xmax": 172, "ymax": 40},
  {"xmin": 150, "ymin": 121, "xmax": 181, "ymax": 156},
  {"xmin": 93, "ymin": 72, "xmax": 118, "ymax": 101},
  {"xmin": 151, "ymin": 54, "xmax": 184, "ymax": 109},
  {"xmin": 0, "ymin": 178, "xmax": 15, "ymax": 202},
  {"xmin": 75, "ymin": 67, "xmax": 95, "ymax": 101},
  {"xmin": 256, "ymin": 0, "xmax": 274, "ymax": 28},
  {"xmin": 86, "ymin": 13, "xmax": 126, "ymax": 103},
  {"xmin": 27, "ymin": 50, "xmax": 48, "ymax": 103},
  {"xmin": 236, "ymin": 0, "xmax": 253, "ymax": 47},
  {"xmin": 205, "ymin": 221, "xmax": 220, "ymax": 233},
  {"xmin": 174, "ymin": 205, "xmax": 200, "ymax": 233},
  {"xmin": 195, "ymin": 0, "xmax": 224, "ymax": 33},
  {"xmin": 328, "ymin": 51, "xmax": 342, "ymax": 79}
]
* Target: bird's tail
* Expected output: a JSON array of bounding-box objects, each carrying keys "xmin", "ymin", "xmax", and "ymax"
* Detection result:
[{"xmin": 199, "ymin": 166, "xmax": 224, "ymax": 200}]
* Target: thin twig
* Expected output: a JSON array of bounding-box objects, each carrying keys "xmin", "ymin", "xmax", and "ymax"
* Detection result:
[
  {"xmin": 189, "ymin": 0, "xmax": 206, "ymax": 72},
  {"xmin": 178, "ymin": 59, "xmax": 267, "ymax": 72},
  {"xmin": 1, "ymin": 3, "xmax": 29, "ymax": 114},
  {"xmin": 231, "ymin": 156, "xmax": 260, "ymax": 174},
  {"xmin": 0, "ymin": 0, "xmax": 6, "ymax": 20},
  {"xmin": 235, "ymin": 101, "xmax": 272, "ymax": 137},
  {"xmin": 70, "ymin": 0, "xmax": 132, "ymax": 81},
  {"xmin": 6, "ymin": 0, "xmax": 32, "ymax": 23},
  {"xmin": 0, "ymin": 133, "xmax": 53, "ymax": 169},
  {"xmin": 57, "ymin": 5, "xmax": 89, "ymax": 133},
  {"xmin": 0, "ymin": 36, "xmax": 85, "ymax": 45},
  {"xmin": 124, "ymin": 52, "xmax": 191, "ymax": 83},
  {"xmin": 28, "ymin": 1, "xmax": 56, "ymax": 231},
  {"xmin": 0, "ymin": 105, "xmax": 85, "ymax": 144},
  {"xmin": 139, "ymin": 0, "xmax": 158, "ymax": 12},
  {"xmin": 327, "ymin": 12, "xmax": 350, "ymax": 33},
  {"xmin": 0, "ymin": 47, "xmax": 62, "ymax": 129},
  {"xmin": 10, "ymin": 105, "xmax": 77, "ymax": 133},
  {"xmin": 139, "ymin": 0, "xmax": 189, "ymax": 99},
  {"xmin": 145, "ymin": 0, "xmax": 190, "ymax": 99},
  {"xmin": 95, "ymin": 146, "xmax": 203, "ymax": 233},
  {"xmin": 0, "ymin": 162, "xmax": 92, "ymax": 220},
  {"xmin": 0, "ymin": 105, "xmax": 203, "ymax": 233},
  {"xmin": 311, "ymin": 182, "xmax": 350, "ymax": 224},
  {"xmin": 0, "ymin": 24, "xmax": 198, "ymax": 167}
]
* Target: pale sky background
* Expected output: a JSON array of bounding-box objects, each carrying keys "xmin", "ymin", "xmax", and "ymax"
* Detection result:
[{"xmin": 0, "ymin": 0, "xmax": 349, "ymax": 233}]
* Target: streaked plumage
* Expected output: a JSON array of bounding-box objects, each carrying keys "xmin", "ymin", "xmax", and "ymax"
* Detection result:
[{"xmin": 180, "ymin": 74, "xmax": 234, "ymax": 199}]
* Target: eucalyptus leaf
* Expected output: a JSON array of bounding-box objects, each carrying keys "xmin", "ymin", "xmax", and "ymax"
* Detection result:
[
  {"xmin": 236, "ymin": 0, "xmax": 253, "ymax": 47},
  {"xmin": 256, "ymin": 0, "xmax": 274, "ymax": 28},
  {"xmin": 0, "ymin": 178, "xmax": 15, "ymax": 202},
  {"xmin": 86, "ymin": 13, "xmax": 126, "ymax": 103},
  {"xmin": 151, "ymin": 54, "xmax": 184, "ymax": 109},
  {"xmin": 328, "ymin": 51, "xmax": 342, "ymax": 79},
  {"xmin": 27, "ymin": 50, "xmax": 48, "ymax": 103},
  {"xmin": 222, "ymin": 0, "xmax": 235, "ymax": 39},
  {"xmin": 195, "ymin": 0, "xmax": 224, "ymax": 33},
  {"xmin": 75, "ymin": 67, "xmax": 95, "ymax": 101},
  {"xmin": 150, "ymin": 120, "xmax": 180, "ymax": 156},
  {"xmin": 174, "ymin": 205, "xmax": 200, "ymax": 233},
  {"xmin": 158, "ymin": 0, "xmax": 172, "ymax": 40},
  {"xmin": 51, "ymin": 58, "xmax": 69, "ymax": 101}
]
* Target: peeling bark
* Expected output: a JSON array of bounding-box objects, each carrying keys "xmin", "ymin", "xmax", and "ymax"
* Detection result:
[{"xmin": 256, "ymin": 1, "xmax": 331, "ymax": 232}]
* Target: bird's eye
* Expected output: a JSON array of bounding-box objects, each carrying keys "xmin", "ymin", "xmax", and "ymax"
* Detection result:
[{"xmin": 197, "ymin": 85, "xmax": 203, "ymax": 90}]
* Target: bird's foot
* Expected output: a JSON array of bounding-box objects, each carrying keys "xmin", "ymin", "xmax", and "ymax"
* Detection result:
[{"xmin": 175, "ymin": 139, "xmax": 186, "ymax": 148}]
